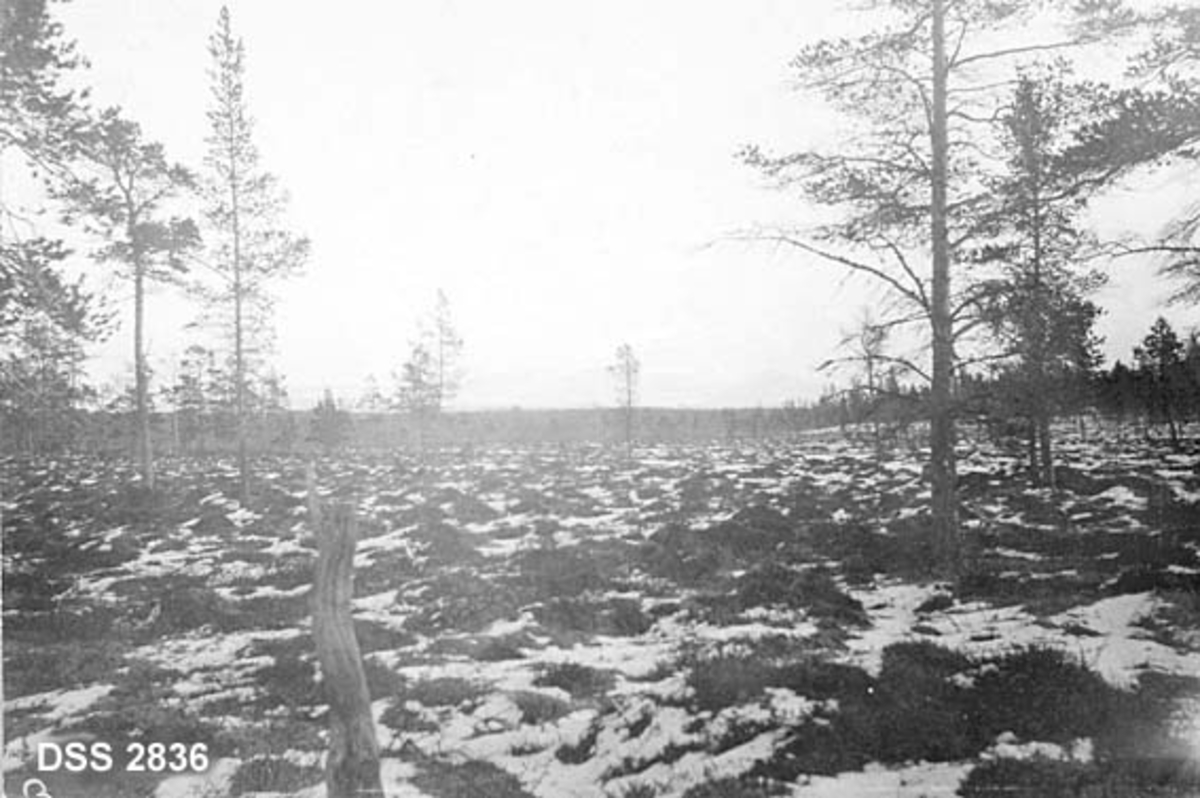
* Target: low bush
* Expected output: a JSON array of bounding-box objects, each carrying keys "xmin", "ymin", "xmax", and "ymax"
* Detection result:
[
  {"xmin": 681, "ymin": 776, "xmax": 789, "ymax": 798},
  {"xmin": 874, "ymin": 640, "xmax": 977, "ymax": 762},
  {"xmin": 971, "ymin": 646, "xmax": 1114, "ymax": 744},
  {"xmin": 229, "ymin": 756, "xmax": 323, "ymax": 796},
  {"xmin": 5, "ymin": 639, "xmax": 126, "ymax": 698},
  {"xmin": 72, "ymin": 704, "xmax": 223, "ymax": 758},
  {"xmin": 380, "ymin": 701, "xmax": 439, "ymax": 734},
  {"xmin": 511, "ymin": 690, "xmax": 572, "ymax": 725},
  {"xmin": 687, "ymin": 649, "xmax": 873, "ymax": 715},
  {"xmin": 473, "ymin": 635, "xmax": 528, "ymax": 661},
  {"xmin": 686, "ymin": 652, "xmax": 776, "ymax": 713},
  {"xmin": 252, "ymin": 652, "xmax": 324, "ymax": 710},
  {"xmin": 413, "ymin": 758, "xmax": 536, "ymax": 798},
  {"xmin": 406, "ymin": 677, "xmax": 487, "ymax": 709},
  {"xmin": 363, "ymin": 658, "xmax": 406, "ymax": 697},
  {"xmin": 534, "ymin": 662, "xmax": 616, "ymax": 699},
  {"xmin": 959, "ymin": 756, "xmax": 1200, "ymax": 798},
  {"xmin": 700, "ymin": 564, "xmax": 868, "ymax": 626},
  {"xmin": 615, "ymin": 784, "xmax": 658, "ymax": 798},
  {"xmin": 534, "ymin": 596, "xmax": 653, "ymax": 637}
]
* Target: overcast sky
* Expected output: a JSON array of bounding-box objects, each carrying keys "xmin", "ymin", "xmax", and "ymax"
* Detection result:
[{"xmin": 40, "ymin": 1, "xmax": 1198, "ymax": 409}]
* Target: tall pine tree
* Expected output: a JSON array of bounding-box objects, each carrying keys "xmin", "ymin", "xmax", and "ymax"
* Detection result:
[
  {"xmin": 201, "ymin": 6, "xmax": 309, "ymax": 502},
  {"xmin": 54, "ymin": 108, "xmax": 198, "ymax": 488},
  {"xmin": 742, "ymin": 1, "xmax": 1103, "ymax": 573},
  {"xmin": 973, "ymin": 68, "xmax": 1105, "ymax": 486}
]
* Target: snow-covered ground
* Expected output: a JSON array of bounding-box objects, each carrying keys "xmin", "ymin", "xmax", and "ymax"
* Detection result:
[{"xmin": 4, "ymin": 427, "xmax": 1200, "ymax": 797}]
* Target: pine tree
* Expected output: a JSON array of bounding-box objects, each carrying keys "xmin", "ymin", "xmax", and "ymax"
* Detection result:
[
  {"xmin": 53, "ymin": 108, "xmax": 198, "ymax": 489},
  {"xmin": 742, "ymin": 1, "xmax": 1107, "ymax": 573},
  {"xmin": 2, "ymin": 0, "xmax": 106, "ymax": 452},
  {"xmin": 426, "ymin": 288, "xmax": 464, "ymax": 411},
  {"xmin": 393, "ymin": 343, "xmax": 440, "ymax": 453},
  {"xmin": 201, "ymin": 5, "xmax": 309, "ymax": 502},
  {"xmin": 608, "ymin": 343, "xmax": 639, "ymax": 456},
  {"xmin": 1134, "ymin": 316, "xmax": 1187, "ymax": 447},
  {"xmin": 973, "ymin": 68, "xmax": 1105, "ymax": 486}
]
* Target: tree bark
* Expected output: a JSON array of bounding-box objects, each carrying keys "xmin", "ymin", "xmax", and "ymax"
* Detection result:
[
  {"xmin": 312, "ymin": 502, "xmax": 384, "ymax": 798},
  {"xmin": 929, "ymin": 0, "xmax": 958, "ymax": 573},
  {"xmin": 133, "ymin": 256, "xmax": 155, "ymax": 491}
]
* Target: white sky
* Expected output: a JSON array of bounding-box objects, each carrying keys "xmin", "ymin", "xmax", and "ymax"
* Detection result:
[{"xmin": 36, "ymin": 0, "xmax": 1200, "ymax": 409}]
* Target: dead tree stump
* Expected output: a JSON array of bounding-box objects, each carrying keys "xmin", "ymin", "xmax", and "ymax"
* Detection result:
[{"xmin": 313, "ymin": 501, "xmax": 384, "ymax": 798}]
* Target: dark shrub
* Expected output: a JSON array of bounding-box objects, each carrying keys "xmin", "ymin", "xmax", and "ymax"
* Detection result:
[
  {"xmin": 5, "ymin": 640, "xmax": 126, "ymax": 698},
  {"xmin": 473, "ymin": 636, "xmax": 527, "ymax": 661},
  {"xmin": 413, "ymin": 758, "xmax": 536, "ymax": 798},
  {"xmin": 229, "ymin": 756, "xmax": 322, "ymax": 796},
  {"xmin": 971, "ymin": 646, "xmax": 1114, "ymax": 744},
  {"xmin": 406, "ymin": 677, "xmax": 487, "ymax": 709},
  {"xmin": 681, "ymin": 777, "xmax": 788, "ymax": 798},
  {"xmin": 511, "ymin": 690, "xmax": 571, "ymax": 726},
  {"xmin": 380, "ymin": 701, "xmax": 439, "ymax": 734},
  {"xmin": 534, "ymin": 662, "xmax": 615, "ymax": 699},
  {"xmin": 686, "ymin": 653, "xmax": 777, "ymax": 713},
  {"xmin": 728, "ymin": 563, "xmax": 867, "ymax": 626},
  {"xmin": 875, "ymin": 641, "xmax": 977, "ymax": 762},
  {"xmin": 955, "ymin": 756, "xmax": 1200, "ymax": 798}
]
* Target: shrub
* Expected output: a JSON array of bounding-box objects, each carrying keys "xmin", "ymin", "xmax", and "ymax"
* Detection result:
[
  {"xmin": 686, "ymin": 649, "xmax": 873, "ymax": 714},
  {"xmin": 534, "ymin": 662, "xmax": 616, "ymax": 699},
  {"xmin": 727, "ymin": 564, "xmax": 868, "ymax": 626},
  {"xmin": 534, "ymin": 596, "xmax": 653, "ymax": 637},
  {"xmin": 5, "ymin": 639, "xmax": 126, "ymax": 698},
  {"xmin": 615, "ymin": 784, "xmax": 657, "ymax": 798},
  {"xmin": 957, "ymin": 757, "xmax": 1189, "ymax": 798},
  {"xmin": 380, "ymin": 701, "xmax": 439, "ymax": 734},
  {"xmin": 874, "ymin": 641, "xmax": 977, "ymax": 762},
  {"xmin": 413, "ymin": 758, "xmax": 536, "ymax": 798},
  {"xmin": 772, "ymin": 657, "xmax": 875, "ymax": 704},
  {"xmin": 681, "ymin": 777, "xmax": 788, "ymax": 798},
  {"xmin": 354, "ymin": 619, "xmax": 417, "ymax": 654},
  {"xmin": 363, "ymin": 658, "xmax": 406, "ymax": 698},
  {"xmin": 473, "ymin": 636, "xmax": 527, "ymax": 661},
  {"xmin": 73, "ymin": 704, "xmax": 223, "ymax": 758},
  {"xmin": 511, "ymin": 690, "xmax": 571, "ymax": 726},
  {"xmin": 971, "ymin": 646, "xmax": 1114, "ymax": 744},
  {"xmin": 252, "ymin": 652, "xmax": 324, "ymax": 710},
  {"xmin": 406, "ymin": 677, "xmax": 487, "ymax": 709},
  {"xmin": 229, "ymin": 756, "xmax": 323, "ymax": 796},
  {"xmin": 214, "ymin": 720, "xmax": 324, "ymax": 759},
  {"xmin": 686, "ymin": 652, "xmax": 776, "ymax": 713}
]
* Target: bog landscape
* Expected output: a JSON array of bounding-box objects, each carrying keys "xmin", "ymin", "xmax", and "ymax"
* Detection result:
[
  {"xmin": 6, "ymin": 1, "xmax": 1200, "ymax": 796},
  {"xmin": 5, "ymin": 420, "xmax": 1200, "ymax": 797}
]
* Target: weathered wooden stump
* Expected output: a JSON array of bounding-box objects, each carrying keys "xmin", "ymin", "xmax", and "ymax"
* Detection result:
[{"xmin": 313, "ymin": 500, "xmax": 384, "ymax": 798}]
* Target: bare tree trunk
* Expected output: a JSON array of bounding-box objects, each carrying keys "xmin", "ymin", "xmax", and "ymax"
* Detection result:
[
  {"xmin": 929, "ymin": 0, "xmax": 958, "ymax": 573},
  {"xmin": 133, "ymin": 260, "xmax": 155, "ymax": 490},
  {"xmin": 1038, "ymin": 413, "xmax": 1054, "ymax": 489},
  {"xmin": 232, "ymin": 182, "xmax": 250, "ymax": 505},
  {"xmin": 313, "ymin": 502, "xmax": 384, "ymax": 798}
]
